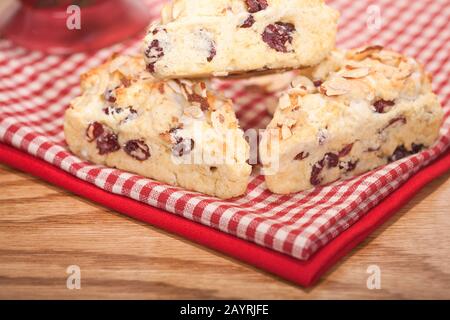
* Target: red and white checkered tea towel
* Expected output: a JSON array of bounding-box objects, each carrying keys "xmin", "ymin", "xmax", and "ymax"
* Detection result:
[{"xmin": 0, "ymin": 0, "xmax": 449, "ymax": 260}]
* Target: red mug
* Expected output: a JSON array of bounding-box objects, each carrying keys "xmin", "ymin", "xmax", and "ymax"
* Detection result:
[{"xmin": 2, "ymin": 0, "xmax": 152, "ymax": 54}]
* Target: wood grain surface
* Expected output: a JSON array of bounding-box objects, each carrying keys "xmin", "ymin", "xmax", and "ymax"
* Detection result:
[{"xmin": 0, "ymin": 163, "xmax": 449, "ymax": 299}]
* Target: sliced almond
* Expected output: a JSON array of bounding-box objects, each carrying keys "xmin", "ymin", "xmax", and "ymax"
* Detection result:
[
  {"xmin": 281, "ymin": 125, "xmax": 293, "ymax": 140},
  {"xmin": 278, "ymin": 94, "xmax": 292, "ymax": 110},
  {"xmin": 291, "ymin": 76, "xmax": 315, "ymax": 91},
  {"xmin": 211, "ymin": 111, "xmax": 227, "ymax": 129},
  {"xmin": 166, "ymin": 80, "xmax": 182, "ymax": 94},
  {"xmin": 284, "ymin": 118, "xmax": 297, "ymax": 128},
  {"xmin": 348, "ymin": 45, "xmax": 384, "ymax": 61},
  {"xmin": 287, "ymin": 87, "xmax": 308, "ymax": 97},
  {"xmin": 193, "ymin": 82, "xmax": 208, "ymax": 98},
  {"xmin": 179, "ymin": 79, "xmax": 194, "ymax": 94},
  {"xmin": 320, "ymin": 78, "xmax": 350, "ymax": 96},
  {"xmin": 395, "ymin": 61, "xmax": 414, "ymax": 79},
  {"xmin": 184, "ymin": 106, "xmax": 204, "ymax": 119},
  {"xmin": 277, "ymin": 117, "xmax": 297, "ymax": 129},
  {"xmin": 341, "ymin": 67, "xmax": 370, "ymax": 79},
  {"xmin": 371, "ymin": 50, "xmax": 403, "ymax": 68},
  {"xmin": 344, "ymin": 61, "xmax": 366, "ymax": 69}
]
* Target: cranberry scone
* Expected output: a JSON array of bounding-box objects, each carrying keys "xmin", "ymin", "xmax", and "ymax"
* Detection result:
[
  {"xmin": 260, "ymin": 46, "xmax": 444, "ymax": 194},
  {"xmin": 64, "ymin": 55, "xmax": 251, "ymax": 199},
  {"xmin": 143, "ymin": 0, "xmax": 339, "ymax": 79}
]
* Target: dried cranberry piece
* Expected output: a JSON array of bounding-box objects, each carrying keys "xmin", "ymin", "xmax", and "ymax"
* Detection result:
[
  {"xmin": 388, "ymin": 116, "xmax": 407, "ymax": 126},
  {"xmin": 128, "ymin": 106, "xmax": 137, "ymax": 114},
  {"xmin": 207, "ymin": 44, "xmax": 216, "ymax": 62},
  {"xmin": 145, "ymin": 39, "xmax": 164, "ymax": 73},
  {"xmin": 339, "ymin": 160, "xmax": 359, "ymax": 172},
  {"xmin": 373, "ymin": 99, "xmax": 395, "ymax": 113},
  {"xmin": 145, "ymin": 40, "xmax": 164, "ymax": 58},
  {"xmin": 240, "ymin": 15, "xmax": 255, "ymax": 28},
  {"xmin": 347, "ymin": 161, "xmax": 359, "ymax": 172},
  {"xmin": 124, "ymin": 139, "xmax": 150, "ymax": 161},
  {"xmin": 411, "ymin": 143, "xmax": 425, "ymax": 154},
  {"xmin": 313, "ymin": 80, "xmax": 323, "ymax": 88},
  {"xmin": 172, "ymin": 138, "xmax": 195, "ymax": 157},
  {"xmin": 245, "ymin": 0, "xmax": 268, "ymax": 13},
  {"xmin": 310, "ymin": 162, "xmax": 324, "ymax": 186},
  {"xmin": 170, "ymin": 128, "xmax": 195, "ymax": 157},
  {"xmin": 169, "ymin": 127, "xmax": 181, "ymax": 136},
  {"xmin": 294, "ymin": 151, "xmax": 309, "ymax": 161},
  {"xmin": 262, "ymin": 22, "xmax": 296, "ymax": 53},
  {"xmin": 103, "ymin": 106, "xmax": 123, "ymax": 116},
  {"xmin": 86, "ymin": 122, "xmax": 104, "ymax": 142},
  {"xmin": 339, "ymin": 143, "xmax": 354, "ymax": 157},
  {"xmin": 381, "ymin": 116, "xmax": 407, "ymax": 132},
  {"xmin": 388, "ymin": 145, "xmax": 410, "ymax": 162},
  {"xmin": 313, "ymin": 80, "xmax": 323, "ymax": 87},
  {"xmin": 146, "ymin": 63, "xmax": 156, "ymax": 73},
  {"xmin": 125, "ymin": 107, "xmax": 138, "ymax": 121},
  {"xmin": 309, "ymin": 152, "xmax": 339, "ymax": 186},
  {"xmin": 324, "ymin": 153, "xmax": 339, "ymax": 168},
  {"xmin": 151, "ymin": 27, "xmax": 166, "ymax": 35},
  {"xmin": 96, "ymin": 132, "xmax": 120, "ymax": 155},
  {"xmin": 104, "ymin": 89, "xmax": 116, "ymax": 103}
]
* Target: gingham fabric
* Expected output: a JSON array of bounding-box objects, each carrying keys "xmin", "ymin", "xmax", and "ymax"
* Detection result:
[{"xmin": 0, "ymin": 0, "xmax": 449, "ymax": 260}]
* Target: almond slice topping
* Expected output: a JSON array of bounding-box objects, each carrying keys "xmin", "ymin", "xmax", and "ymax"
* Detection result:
[
  {"xmin": 281, "ymin": 125, "xmax": 293, "ymax": 140},
  {"xmin": 348, "ymin": 45, "xmax": 384, "ymax": 61},
  {"xmin": 320, "ymin": 78, "xmax": 351, "ymax": 96},
  {"xmin": 278, "ymin": 94, "xmax": 292, "ymax": 110},
  {"xmin": 341, "ymin": 67, "xmax": 370, "ymax": 79},
  {"xmin": 184, "ymin": 106, "xmax": 204, "ymax": 119},
  {"xmin": 395, "ymin": 61, "xmax": 414, "ymax": 79}
]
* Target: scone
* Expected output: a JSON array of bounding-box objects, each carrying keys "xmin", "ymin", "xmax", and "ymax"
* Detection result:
[
  {"xmin": 143, "ymin": 0, "xmax": 339, "ymax": 79},
  {"xmin": 260, "ymin": 46, "xmax": 444, "ymax": 194},
  {"xmin": 64, "ymin": 55, "xmax": 251, "ymax": 199}
]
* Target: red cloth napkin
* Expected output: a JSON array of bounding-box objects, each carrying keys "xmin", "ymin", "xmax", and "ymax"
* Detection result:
[{"xmin": 0, "ymin": 0, "xmax": 449, "ymax": 286}]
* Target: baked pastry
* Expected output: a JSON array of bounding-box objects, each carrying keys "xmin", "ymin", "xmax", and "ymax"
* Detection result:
[
  {"xmin": 64, "ymin": 55, "xmax": 251, "ymax": 199},
  {"xmin": 260, "ymin": 46, "xmax": 444, "ymax": 194},
  {"xmin": 143, "ymin": 0, "xmax": 339, "ymax": 79}
]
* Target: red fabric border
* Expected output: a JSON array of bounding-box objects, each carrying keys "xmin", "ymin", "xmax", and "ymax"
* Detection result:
[{"xmin": 1, "ymin": 142, "xmax": 449, "ymax": 287}]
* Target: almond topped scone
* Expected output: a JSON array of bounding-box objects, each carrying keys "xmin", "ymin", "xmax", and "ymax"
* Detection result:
[
  {"xmin": 143, "ymin": 0, "xmax": 339, "ymax": 79},
  {"xmin": 260, "ymin": 47, "xmax": 444, "ymax": 194},
  {"xmin": 64, "ymin": 55, "xmax": 251, "ymax": 199}
]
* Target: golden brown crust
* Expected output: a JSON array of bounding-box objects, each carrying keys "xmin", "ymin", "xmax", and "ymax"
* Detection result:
[{"xmin": 65, "ymin": 55, "xmax": 251, "ymax": 199}]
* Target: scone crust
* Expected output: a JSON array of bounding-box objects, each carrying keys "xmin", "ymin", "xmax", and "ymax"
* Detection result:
[
  {"xmin": 143, "ymin": 0, "xmax": 339, "ymax": 79},
  {"xmin": 64, "ymin": 55, "xmax": 251, "ymax": 199},
  {"xmin": 261, "ymin": 46, "xmax": 444, "ymax": 194}
]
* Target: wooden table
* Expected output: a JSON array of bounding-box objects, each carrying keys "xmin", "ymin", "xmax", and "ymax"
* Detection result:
[{"xmin": 0, "ymin": 163, "xmax": 449, "ymax": 299}]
